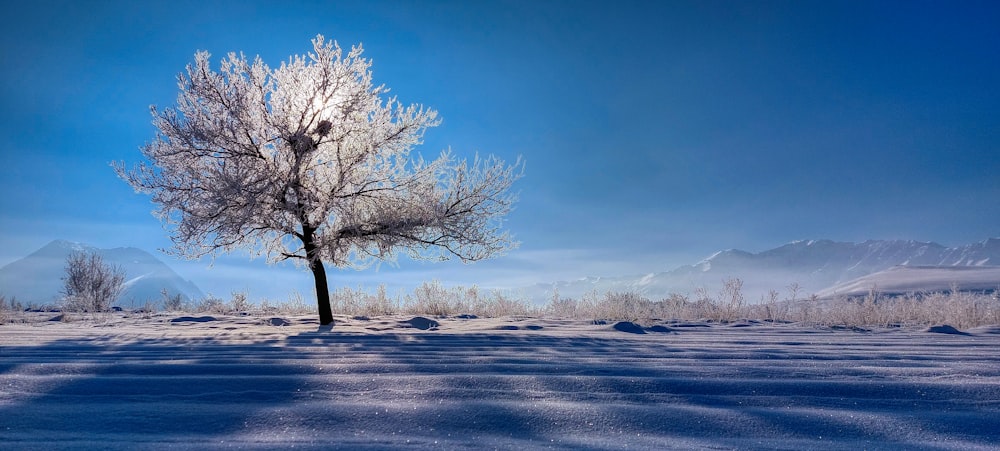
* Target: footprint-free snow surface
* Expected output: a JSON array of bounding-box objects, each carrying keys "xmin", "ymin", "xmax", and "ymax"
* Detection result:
[{"xmin": 2, "ymin": 314, "xmax": 999, "ymax": 450}]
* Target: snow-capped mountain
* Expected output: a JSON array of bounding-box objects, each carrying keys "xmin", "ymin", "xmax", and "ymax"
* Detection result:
[
  {"xmin": 0, "ymin": 240, "xmax": 204, "ymax": 308},
  {"xmin": 522, "ymin": 238, "xmax": 1000, "ymax": 303}
]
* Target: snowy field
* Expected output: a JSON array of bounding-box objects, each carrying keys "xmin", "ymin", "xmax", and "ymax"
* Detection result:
[{"xmin": 2, "ymin": 313, "xmax": 999, "ymax": 450}]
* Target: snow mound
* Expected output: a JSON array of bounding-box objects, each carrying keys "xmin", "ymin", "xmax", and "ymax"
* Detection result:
[
  {"xmin": 404, "ymin": 316, "xmax": 439, "ymax": 330},
  {"xmin": 925, "ymin": 324, "xmax": 970, "ymax": 336},
  {"xmin": 170, "ymin": 316, "xmax": 218, "ymax": 323},
  {"xmin": 266, "ymin": 318, "xmax": 291, "ymax": 327},
  {"xmin": 612, "ymin": 321, "xmax": 645, "ymax": 334},
  {"xmin": 646, "ymin": 325, "xmax": 674, "ymax": 333}
]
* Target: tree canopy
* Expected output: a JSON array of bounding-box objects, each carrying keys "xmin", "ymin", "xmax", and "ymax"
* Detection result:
[{"xmin": 115, "ymin": 35, "xmax": 522, "ymax": 324}]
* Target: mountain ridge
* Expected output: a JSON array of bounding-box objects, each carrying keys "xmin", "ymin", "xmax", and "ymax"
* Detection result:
[{"xmin": 522, "ymin": 238, "xmax": 1000, "ymax": 303}]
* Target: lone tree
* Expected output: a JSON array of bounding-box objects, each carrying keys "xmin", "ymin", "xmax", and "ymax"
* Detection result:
[{"xmin": 115, "ymin": 36, "xmax": 521, "ymax": 325}]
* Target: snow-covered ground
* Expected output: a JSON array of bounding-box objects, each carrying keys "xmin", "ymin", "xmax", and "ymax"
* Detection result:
[{"xmin": 2, "ymin": 314, "xmax": 999, "ymax": 450}]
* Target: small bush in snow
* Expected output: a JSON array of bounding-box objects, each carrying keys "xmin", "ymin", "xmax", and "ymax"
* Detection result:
[
  {"xmin": 712, "ymin": 278, "xmax": 746, "ymax": 322},
  {"xmin": 0, "ymin": 294, "xmax": 11, "ymax": 324},
  {"xmin": 61, "ymin": 251, "xmax": 126, "ymax": 313},
  {"xmin": 330, "ymin": 285, "xmax": 397, "ymax": 317},
  {"xmin": 592, "ymin": 292, "xmax": 654, "ymax": 322},
  {"xmin": 474, "ymin": 289, "xmax": 531, "ymax": 318},
  {"xmin": 193, "ymin": 296, "xmax": 227, "ymax": 314},
  {"xmin": 323, "ymin": 281, "xmax": 533, "ymax": 318},
  {"xmin": 160, "ymin": 289, "xmax": 184, "ymax": 311},
  {"xmin": 404, "ymin": 280, "xmax": 456, "ymax": 317},
  {"xmin": 281, "ymin": 291, "xmax": 314, "ymax": 315},
  {"xmin": 545, "ymin": 292, "xmax": 579, "ymax": 318},
  {"xmin": 230, "ymin": 291, "xmax": 252, "ymax": 313}
]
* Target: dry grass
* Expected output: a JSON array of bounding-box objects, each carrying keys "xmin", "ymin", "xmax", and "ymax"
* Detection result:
[
  {"xmin": 817, "ymin": 288, "xmax": 1000, "ymax": 329},
  {"xmin": 328, "ymin": 281, "xmax": 534, "ymax": 318},
  {"xmin": 294, "ymin": 279, "xmax": 1000, "ymax": 328},
  {"xmin": 4, "ymin": 278, "xmax": 997, "ymax": 330},
  {"xmin": 534, "ymin": 278, "xmax": 999, "ymax": 329}
]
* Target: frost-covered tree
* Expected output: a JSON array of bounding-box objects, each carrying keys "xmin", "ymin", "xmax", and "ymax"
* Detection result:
[{"xmin": 115, "ymin": 36, "xmax": 521, "ymax": 325}]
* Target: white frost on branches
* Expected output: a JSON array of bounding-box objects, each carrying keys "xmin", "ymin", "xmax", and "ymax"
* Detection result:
[{"xmin": 115, "ymin": 35, "xmax": 521, "ymax": 270}]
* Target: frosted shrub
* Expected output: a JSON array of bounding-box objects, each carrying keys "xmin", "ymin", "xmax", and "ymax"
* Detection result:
[
  {"xmin": 404, "ymin": 280, "xmax": 456, "ymax": 316},
  {"xmin": 279, "ymin": 291, "xmax": 314, "ymax": 315},
  {"xmin": 793, "ymin": 295, "xmax": 820, "ymax": 323},
  {"xmin": 255, "ymin": 298, "xmax": 280, "ymax": 316},
  {"xmin": 0, "ymin": 294, "xmax": 10, "ymax": 324},
  {"xmin": 575, "ymin": 290, "xmax": 602, "ymax": 320},
  {"xmin": 474, "ymin": 290, "xmax": 531, "ymax": 318},
  {"xmin": 810, "ymin": 288, "xmax": 999, "ymax": 329},
  {"xmin": 684, "ymin": 278, "xmax": 752, "ymax": 322},
  {"xmin": 946, "ymin": 290, "xmax": 999, "ymax": 328},
  {"xmin": 545, "ymin": 290, "xmax": 579, "ymax": 318},
  {"xmin": 193, "ymin": 296, "xmax": 227, "ymax": 314},
  {"xmin": 461, "ymin": 285, "xmax": 481, "ymax": 314},
  {"xmin": 760, "ymin": 289, "xmax": 788, "ymax": 322},
  {"xmin": 186, "ymin": 293, "xmax": 251, "ymax": 315},
  {"xmin": 896, "ymin": 290, "xmax": 1000, "ymax": 329},
  {"xmin": 365, "ymin": 285, "xmax": 396, "ymax": 317},
  {"xmin": 827, "ymin": 291, "xmax": 890, "ymax": 328},
  {"xmin": 230, "ymin": 291, "xmax": 252, "ymax": 313},
  {"xmin": 531, "ymin": 283, "xmax": 998, "ymax": 328},
  {"xmin": 129, "ymin": 300, "xmax": 158, "ymax": 319},
  {"xmin": 61, "ymin": 251, "xmax": 126, "ymax": 313},
  {"xmin": 653, "ymin": 293, "xmax": 694, "ymax": 320},
  {"xmin": 160, "ymin": 289, "xmax": 184, "ymax": 311},
  {"xmin": 323, "ymin": 281, "xmax": 532, "ymax": 318},
  {"xmin": 330, "ymin": 286, "xmax": 362, "ymax": 315},
  {"xmin": 713, "ymin": 278, "xmax": 746, "ymax": 322},
  {"xmin": 602, "ymin": 292, "xmax": 654, "ymax": 322},
  {"xmin": 10, "ymin": 295, "xmax": 22, "ymax": 313},
  {"xmin": 543, "ymin": 291, "xmax": 703, "ymax": 322},
  {"xmin": 569, "ymin": 291, "xmax": 654, "ymax": 322},
  {"xmin": 888, "ymin": 292, "xmax": 928, "ymax": 326},
  {"xmin": 330, "ymin": 285, "xmax": 396, "ymax": 317}
]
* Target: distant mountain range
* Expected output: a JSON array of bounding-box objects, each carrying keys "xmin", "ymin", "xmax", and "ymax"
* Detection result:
[
  {"xmin": 521, "ymin": 238, "xmax": 1000, "ymax": 302},
  {"xmin": 0, "ymin": 240, "xmax": 204, "ymax": 308},
  {"xmin": 4, "ymin": 238, "xmax": 997, "ymax": 308}
]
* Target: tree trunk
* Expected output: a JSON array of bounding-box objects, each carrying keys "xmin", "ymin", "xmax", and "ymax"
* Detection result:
[
  {"xmin": 301, "ymin": 226, "xmax": 334, "ymax": 325},
  {"xmin": 310, "ymin": 259, "xmax": 334, "ymax": 325}
]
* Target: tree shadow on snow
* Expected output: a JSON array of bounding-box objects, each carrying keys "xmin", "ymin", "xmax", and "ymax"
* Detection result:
[{"xmin": 1, "ymin": 327, "xmax": 999, "ymax": 449}]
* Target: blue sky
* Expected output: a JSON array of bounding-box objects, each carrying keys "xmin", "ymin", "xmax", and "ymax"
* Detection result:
[{"xmin": 1, "ymin": 0, "xmax": 998, "ymax": 300}]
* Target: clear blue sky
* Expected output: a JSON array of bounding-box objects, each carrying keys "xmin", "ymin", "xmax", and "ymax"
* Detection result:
[{"xmin": 1, "ymin": 0, "xmax": 998, "ymax": 300}]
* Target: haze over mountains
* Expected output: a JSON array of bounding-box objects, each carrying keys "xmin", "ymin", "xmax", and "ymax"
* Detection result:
[
  {"xmin": 2, "ymin": 238, "xmax": 998, "ymax": 308},
  {"xmin": 0, "ymin": 240, "xmax": 204, "ymax": 307},
  {"xmin": 523, "ymin": 238, "xmax": 1000, "ymax": 303}
]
